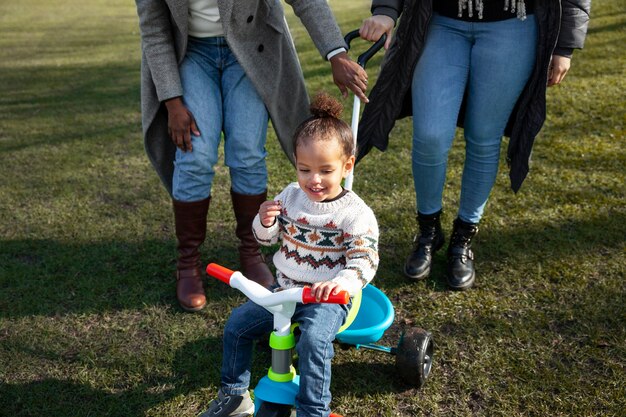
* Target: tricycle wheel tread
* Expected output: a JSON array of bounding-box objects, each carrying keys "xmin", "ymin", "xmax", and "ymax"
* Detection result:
[{"xmin": 395, "ymin": 327, "xmax": 433, "ymax": 388}]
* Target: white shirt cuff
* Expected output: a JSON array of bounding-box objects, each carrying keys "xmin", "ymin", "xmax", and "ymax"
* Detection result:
[{"xmin": 326, "ymin": 47, "xmax": 347, "ymax": 60}]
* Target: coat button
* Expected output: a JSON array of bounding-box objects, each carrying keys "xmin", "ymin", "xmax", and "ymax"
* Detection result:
[
  {"xmin": 257, "ymin": 44, "xmax": 264, "ymax": 52},
  {"xmin": 247, "ymin": 15, "xmax": 253, "ymax": 23}
]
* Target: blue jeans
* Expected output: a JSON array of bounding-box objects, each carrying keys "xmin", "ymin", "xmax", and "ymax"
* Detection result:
[
  {"xmin": 173, "ymin": 36, "xmax": 269, "ymax": 202},
  {"xmin": 221, "ymin": 300, "xmax": 349, "ymax": 417},
  {"xmin": 411, "ymin": 14, "xmax": 537, "ymax": 223}
]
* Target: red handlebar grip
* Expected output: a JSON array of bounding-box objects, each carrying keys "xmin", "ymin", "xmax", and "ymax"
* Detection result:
[
  {"xmin": 301, "ymin": 287, "xmax": 349, "ymax": 304},
  {"xmin": 206, "ymin": 263, "xmax": 234, "ymax": 285}
]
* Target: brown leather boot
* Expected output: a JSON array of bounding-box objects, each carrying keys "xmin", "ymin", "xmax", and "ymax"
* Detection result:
[
  {"xmin": 173, "ymin": 197, "xmax": 210, "ymax": 311},
  {"xmin": 231, "ymin": 190, "xmax": 275, "ymax": 288}
]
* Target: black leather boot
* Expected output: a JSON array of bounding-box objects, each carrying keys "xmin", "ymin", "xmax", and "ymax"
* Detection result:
[
  {"xmin": 446, "ymin": 218, "xmax": 479, "ymax": 290},
  {"xmin": 404, "ymin": 210, "xmax": 445, "ymax": 280}
]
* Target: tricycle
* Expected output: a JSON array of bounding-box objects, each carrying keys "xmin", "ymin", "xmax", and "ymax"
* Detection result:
[{"xmin": 206, "ymin": 263, "xmax": 433, "ymax": 417}]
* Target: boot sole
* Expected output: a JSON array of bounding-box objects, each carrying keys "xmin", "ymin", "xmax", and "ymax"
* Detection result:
[
  {"xmin": 447, "ymin": 271, "xmax": 475, "ymax": 291},
  {"xmin": 404, "ymin": 266, "xmax": 431, "ymax": 281},
  {"xmin": 179, "ymin": 301, "xmax": 206, "ymax": 312}
]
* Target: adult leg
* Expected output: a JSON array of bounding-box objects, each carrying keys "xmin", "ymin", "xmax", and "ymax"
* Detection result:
[
  {"xmin": 405, "ymin": 14, "xmax": 471, "ymax": 280},
  {"xmin": 172, "ymin": 37, "xmax": 223, "ymax": 310},
  {"xmin": 459, "ymin": 16, "xmax": 538, "ymax": 223},
  {"xmin": 221, "ymin": 41, "xmax": 274, "ymax": 288},
  {"xmin": 293, "ymin": 303, "xmax": 349, "ymax": 417},
  {"xmin": 447, "ymin": 16, "xmax": 538, "ymax": 290}
]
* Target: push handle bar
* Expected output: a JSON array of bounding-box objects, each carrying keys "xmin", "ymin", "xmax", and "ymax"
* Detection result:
[
  {"xmin": 206, "ymin": 263, "xmax": 349, "ymax": 305},
  {"xmin": 344, "ymin": 30, "xmax": 387, "ymax": 68}
]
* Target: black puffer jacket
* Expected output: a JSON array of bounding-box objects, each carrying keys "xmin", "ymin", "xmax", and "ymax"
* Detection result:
[{"xmin": 357, "ymin": 0, "xmax": 591, "ymax": 192}]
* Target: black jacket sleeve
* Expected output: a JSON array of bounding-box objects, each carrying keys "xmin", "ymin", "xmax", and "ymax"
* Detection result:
[
  {"xmin": 371, "ymin": 0, "xmax": 404, "ymax": 22},
  {"xmin": 554, "ymin": 0, "xmax": 591, "ymax": 56}
]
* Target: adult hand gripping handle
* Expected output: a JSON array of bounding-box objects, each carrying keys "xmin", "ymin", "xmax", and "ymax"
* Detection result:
[
  {"xmin": 206, "ymin": 263, "xmax": 349, "ymax": 305},
  {"xmin": 344, "ymin": 30, "xmax": 387, "ymax": 68}
]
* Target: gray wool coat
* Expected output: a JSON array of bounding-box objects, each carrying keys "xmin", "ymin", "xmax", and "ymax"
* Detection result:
[{"xmin": 135, "ymin": 0, "xmax": 348, "ymax": 195}]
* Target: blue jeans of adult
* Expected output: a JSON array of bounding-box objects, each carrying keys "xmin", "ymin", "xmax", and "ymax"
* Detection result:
[
  {"xmin": 173, "ymin": 36, "xmax": 269, "ymax": 202},
  {"xmin": 411, "ymin": 14, "xmax": 537, "ymax": 223},
  {"xmin": 221, "ymin": 298, "xmax": 349, "ymax": 417}
]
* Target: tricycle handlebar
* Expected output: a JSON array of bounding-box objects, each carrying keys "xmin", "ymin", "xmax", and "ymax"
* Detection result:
[
  {"xmin": 206, "ymin": 263, "xmax": 349, "ymax": 306},
  {"xmin": 206, "ymin": 263, "xmax": 234, "ymax": 285},
  {"xmin": 301, "ymin": 286, "xmax": 349, "ymax": 304}
]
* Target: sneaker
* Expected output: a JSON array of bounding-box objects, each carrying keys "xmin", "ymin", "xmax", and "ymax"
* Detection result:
[{"xmin": 199, "ymin": 388, "xmax": 254, "ymax": 417}]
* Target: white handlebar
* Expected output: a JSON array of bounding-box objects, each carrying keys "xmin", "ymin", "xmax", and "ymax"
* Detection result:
[{"xmin": 228, "ymin": 271, "xmax": 306, "ymax": 308}]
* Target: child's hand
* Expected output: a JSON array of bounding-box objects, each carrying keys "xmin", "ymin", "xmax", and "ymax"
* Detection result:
[
  {"xmin": 310, "ymin": 282, "xmax": 345, "ymax": 302},
  {"xmin": 259, "ymin": 200, "xmax": 281, "ymax": 227}
]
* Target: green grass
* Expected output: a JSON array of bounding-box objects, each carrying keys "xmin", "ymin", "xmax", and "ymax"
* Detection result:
[{"xmin": 1, "ymin": 0, "xmax": 624, "ymax": 416}]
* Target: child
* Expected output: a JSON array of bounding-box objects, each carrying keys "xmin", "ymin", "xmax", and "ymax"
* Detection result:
[{"xmin": 200, "ymin": 93, "xmax": 379, "ymax": 417}]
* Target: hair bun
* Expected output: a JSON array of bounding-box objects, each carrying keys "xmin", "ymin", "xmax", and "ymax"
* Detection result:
[{"xmin": 310, "ymin": 92, "xmax": 343, "ymax": 119}]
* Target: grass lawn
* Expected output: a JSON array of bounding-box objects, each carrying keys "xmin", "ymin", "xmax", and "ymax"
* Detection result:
[{"xmin": 0, "ymin": 0, "xmax": 624, "ymax": 416}]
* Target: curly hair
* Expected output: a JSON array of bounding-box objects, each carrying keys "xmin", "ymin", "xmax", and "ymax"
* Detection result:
[{"xmin": 293, "ymin": 92, "xmax": 355, "ymax": 159}]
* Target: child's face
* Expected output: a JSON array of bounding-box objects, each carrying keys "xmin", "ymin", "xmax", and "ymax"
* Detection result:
[{"xmin": 295, "ymin": 137, "xmax": 355, "ymax": 202}]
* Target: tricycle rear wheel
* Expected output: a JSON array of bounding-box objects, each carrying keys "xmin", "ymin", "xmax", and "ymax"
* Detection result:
[{"xmin": 395, "ymin": 327, "xmax": 433, "ymax": 388}]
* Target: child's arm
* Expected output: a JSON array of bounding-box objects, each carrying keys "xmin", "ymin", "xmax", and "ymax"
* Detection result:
[
  {"xmin": 332, "ymin": 209, "xmax": 380, "ymax": 296},
  {"xmin": 258, "ymin": 200, "xmax": 282, "ymax": 228},
  {"xmin": 253, "ymin": 186, "xmax": 292, "ymax": 246},
  {"xmin": 253, "ymin": 202, "xmax": 281, "ymax": 246}
]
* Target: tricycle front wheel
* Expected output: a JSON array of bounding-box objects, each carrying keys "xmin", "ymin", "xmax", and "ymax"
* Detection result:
[{"xmin": 395, "ymin": 327, "xmax": 433, "ymax": 388}]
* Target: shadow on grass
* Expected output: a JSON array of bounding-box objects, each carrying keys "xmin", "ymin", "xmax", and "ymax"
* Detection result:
[
  {"xmin": 334, "ymin": 361, "xmax": 402, "ymax": 391},
  {"xmin": 3, "ymin": 206, "xmax": 622, "ymax": 318},
  {"xmin": 478, "ymin": 209, "xmax": 625, "ymax": 267},
  {"xmin": 0, "ymin": 339, "xmax": 405, "ymax": 417},
  {"xmin": 587, "ymin": 20, "xmax": 626, "ymax": 34},
  {"xmin": 430, "ymin": 281, "xmax": 624, "ymax": 414},
  {"xmin": 0, "ymin": 239, "xmax": 242, "ymax": 319},
  {"xmin": 371, "ymin": 207, "xmax": 625, "ymax": 293},
  {"xmin": 0, "ymin": 120, "xmax": 140, "ymax": 155},
  {"xmin": 0, "ymin": 61, "xmax": 140, "ymax": 154},
  {"xmin": 0, "ymin": 335, "xmax": 223, "ymax": 417}
]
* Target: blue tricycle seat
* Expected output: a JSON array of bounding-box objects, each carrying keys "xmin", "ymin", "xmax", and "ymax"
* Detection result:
[{"xmin": 335, "ymin": 284, "xmax": 394, "ymax": 345}]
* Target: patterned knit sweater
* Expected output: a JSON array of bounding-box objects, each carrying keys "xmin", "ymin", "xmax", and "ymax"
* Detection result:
[{"xmin": 252, "ymin": 183, "xmax": 379, "ymax": 296}]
